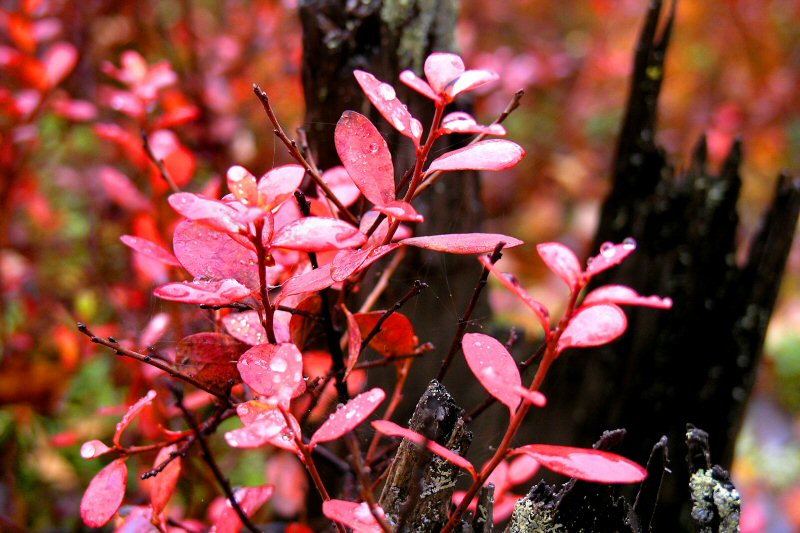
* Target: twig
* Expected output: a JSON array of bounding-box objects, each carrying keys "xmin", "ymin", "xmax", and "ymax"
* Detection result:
[
  {"xmin": 346, "ymin": 434, "xmax": 392, "ymax": 532},
  {"xmin": 365, "ymin": 357, "xmax": 414, "ymax": 464},
  {"xmin": 252, "ymin": 84, "xmax": 358, "ymax": 226},
  {"xmin": 437, "ymin": 243, "xmax": 505, "ymax": 381},
  {"xmin": 174, "ymin": 390, "xmax": 262, "ymax": 533},
  {"xmin": 77, "ymin": 323, "xmax": 230, "ymax": 402},
  {"xmin": 360, "ymin": 280, "xmax": 428, "ymax": 355},
  {"xmin": 141, "ymin": 130, "xmax": 180, "ymax": 194},
  {"xmin": 357, "ymin": 248, "xmax": 407, "ymax": 313}
]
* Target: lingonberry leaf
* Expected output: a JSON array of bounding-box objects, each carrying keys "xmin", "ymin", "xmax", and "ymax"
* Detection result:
[
  {"xmin": 426, "ymin": 140, "xmax": 525, "ymax": 174},
  {"xmin": 212, "ymin": 485, "xmax": 274, "ymax": 533},
  {"xmin": 354, "ymin": 70, "xmax": 423, "ymax": 146},
  {"xmin": 375, "ymin": 200, "xmax": 424, "ymax": 222},
  {"xmin": 399, "ymin": 69, "xmax": 439, "ymax": 102},
  {"xmin": 80, "ymin": 439, "xmax": 112, "ymax": 459},
  {"xmin": 462, "ymin": 333, "xmax": 521, "ymax": 414},
  {"xmin": 440, "ymin": 111, "xmax": 507, "ymax": 136},
  {"xmin": 330, "ymin": 243, "xmax": 400, "ymax": 282},
  {"xmin": 402, "ymin": 233, "xmax": 523, "ymax": 254},
  {"xmin": 334, "ymin": 110, "xmax": 396, "ymax": 206},
  {"xmin": 149, "ymin": 444, "xmax": 181, "ymax": 516},
  {"xmin": 113, "ymin": 390, "xmax": 157, "ymax": 447},
  {"xmin": 322, "ymin": 500, "xmax": 387, "ymax": 533},
  {"xmin": 319, "ymin": 166, "xmax": 361, "ymax": 208},
  {"xmin": 537, "ymin": 242, "xmax": 582, "ymax": 291},
  {"xmin": 288, "ymin": 295, "xmax": 324, "ymax": 351},
  {"xmin": 584, "ymin": 239, "xmax": 638, "ymax": 278},
  {"xmin": 513, "ymin": 444, "xmax": 646, "ymax": 483},
  {"xmin": 446, "ymin": 69, "xmax": 500, "ymax": 99},
  {"xmin": 557, "ymin": 304, "xmax": 627, "ymax": 355},
  {"xmin": 271, "ymin": 217, "xmax": 366, "ymax": 252},
  {"xmin": 507, "ymin": 453, "xmax": 542, "ymax": 485},
  {"xmin": 120, "ymin": 235, "xmax": 181, "ymax": 266},
  {"xmin": 276, "ymin": 263, "xmax": 335, "ymax": 304},
  {"xmin": 515, "ymin": 386, "xmax": 547, "ymax": 407},
  {"xmin": 225, "ymin": 401, "xmax": 301, "ymax": 452},
  {"xmin": 80, "ymin": 458, "xmax": 128, "ymax": 527},
  {"xmin": 237, "ymin": 343, "xmax": 305, "ymax": 403},
  {"xmin": 168, "ymin": 192, "xmax": 244, "ymax": 233},
  {"xmin": 176, "ymin": 333, "xmax": 245, "ymax": 391},
  {"xmin": 353, "ymin": 311, "xmax": 419, "ymax": 357},
  {"xmin": 424, "ymin": 52, "xmax": 465, "ymax": 95},
  {"xmin": 43, "ymin": 41, "xmax": 78, "ymax": 87},
  {"xmin": 173, "ymin": 220, "xmax": 261, "ymax": 290},
  {"xmin": 478, "ymin": 256, "xmax": 551, "ymax": 335},
  {"xmin": 310, "ymin": 388, "xmax": 386, "ymax": 448},
  {"xmin": 341, "ymin": 305, "xmax": 362, "ymax": 378},
  {"xmin": 372, "ymin": 420, "xmax": 477, "ymax": 479},
  {"xmin": 582, "ymin": 285, "xmax": 673, "ymax": 309},
  {"xmin": 100, "ymin": 166, "xmax": 151, "ymax": 213},
  {"xmin": 226, "ymin": 165, "xmax": 258, "ymax": 206},
  {"xmin": 154, "ymin": 278, "xmax": 251, "ymax": 306},
  {"xmin": 222, "ymin": 311, "xmax": 268, "ymax": 346},
  {"xmin": 257, "ymin": 164, "xmax": 305, "ymax": 210}
]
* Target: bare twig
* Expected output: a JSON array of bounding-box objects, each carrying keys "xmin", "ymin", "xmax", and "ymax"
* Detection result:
[
  {"xmin": 346, "ymin": 434, "xmax": 392, "ymax": 532},
  {"xmin": 141, "ymin": 130, "xmax": 180, "ymax": 194}
]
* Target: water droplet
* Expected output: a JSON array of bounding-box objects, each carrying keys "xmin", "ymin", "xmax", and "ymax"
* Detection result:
[
  {"xmin": 377, "ymin": 83, "xmax": 396, "ymax": 101},
  {"xmin": 239, "ymin": 405, "xmax": 249, "ymax": 416},
  {"xmin": 367, "ymin": 142, "xmax": 379, "ymax": 154},
  {"xmin": 80, "ymin": 443, "xmax": 95, "ymax": 458},
  {"xmin": 410, "ymin": 120, "xmax": 423, "ymax": 139},
  {"xmin": 599, "ymin": 242, "xmax": 615, "ymax": 258},
  {"xmin": 227, "ymin": 435, "xmax": 239, "ymax": 447},
  {"xmin": 269, "ymin": 356, "xmax": 288, "ymax": 372},
  {"xmin": 622, "ymin": 237, "xmax": 637, "ymax": 250}
]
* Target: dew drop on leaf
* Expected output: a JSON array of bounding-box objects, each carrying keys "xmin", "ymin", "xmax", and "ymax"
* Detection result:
[
  {"xmin": 600, "ymin": 242, "xmax": 615, "ymax": 257},
  {"xmin": 622, "ymin": 237, "xmax": 637, "ymax": 250}
]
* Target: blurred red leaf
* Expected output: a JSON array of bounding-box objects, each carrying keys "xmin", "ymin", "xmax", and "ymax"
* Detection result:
[
  {"xmin": 440, "ymin": 111, "xmax": 506, "ymax": 136},
  {"xmin": 43, "ymin": 41, "xmax": 77, "ymax": 87},
  {"xmin": 341, "ymin": 305, "xmax": 362, "ymax": 378},
  {"xmin": 478, "ymin": 256, "xmax": 551, "ymax": 335},
  {"xmin": 318, "ymin": 166, "xmax": 360, "ymax": 208},
  {"xmin": 322, "ymin": 500, "xmax": 387, "ymax": 533},
  {"xmin": 120, "ymin": 235, "xmax": 180, "ymax": 266},
  {"xmin": 80, "ymin": 458, "xmax": 128, "ymax": 527},
  {"xmin": 334, "ymin": 110, "xmax": 395, "ymax": 206},
  {"xmin": 514, "ymin": 444, "xmax": 646, "ymax": 483},
  {"xmin": 100, "ymin": 166, "xmax": 151, "ymax": 213},
  {"xmin": 402, "ymin": 233, "xmax": 523, "ymax": 254},
  {"xmin": 426, "ymin": 140, "xmax": 524, "ymax": 174},
  {"xmin": 557, "ymin": 304, "xmax": 627, "ymax": 354},
  {"xmin": 310, "ymin": 388, "xmax": 385, "ymax": 447},
  {"xmin": 113, "ymin": 390, "xmax": 157, "ymax": 447}
]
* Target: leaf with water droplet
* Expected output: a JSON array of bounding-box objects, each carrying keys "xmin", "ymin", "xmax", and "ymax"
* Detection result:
[
  {"xmin": 319, "ymin": 166, "xmax": 361, "ymax": 208},
  {"xmin": 375, "ymin": 200, "xmax": 424, "ymax": 222},
  {"xmin": 334, "ymin": 111, "xmax": 395, "ymax": 207},
  {"xmin": 212, "ymin": 485, "xmax": 274, "ymax": 533},
  {"xmin": 513, "ymin": 444, "xmax": 646, "ymax": 483},
  {"xmin": 310, "ymin": 388, "xmax": 386, "ymax": 448},
  {"xmin": 226, "ymin": 165, "xmax": 258, "ymax": 206},
  {"xmin": 440, "ymin": 111, "xmax": 506, "ymax": 136},
  {"xmin": 424, "ymin": 52, "xmax": 466, "ymax": 95},
  {"xmin": 584, "ymin": 240, "xmax": 637, "ymax": 278},
  {"xmin": 154, "ymin": 278, "xmax": 251, "ymax": 306},
  {"xmin": 426, "ymin": 140, "xmax": 525, "ymax": 174},
  {"xmin": 276, "ymin": 263, "xmax": 335, "ymax": 304},
  {"xmin": 463, "ymin": 333, "xmax": 522, "ymax": 415},
  {"xmin": 113, "ymin": 390, "xmax": 157, "ymax": 447},
  {"xmin": 537, "ymin": 242, "xmax": 582, "ymax": 291},
  {"xmin": 402, "ymin": 232, "xmax": 523, "ymax": 254},
  {"xmin": 222, "ymin": 311, "xmax": 268, "ymax": 346},
  {"xmin": 446, "ymin": 69, "xmax": 500, "ymax": 99},
  {"xmin": 80, "ymin": 439, "xmax": 112, "ymax": 460},
  {"xmin": 557, "ymin": 304, "xmax": 627, "ymax": 355},
  {"xmin": 330, "ymin": 244, "xmax": 400, "ymax": 282},
  {"xmin": 149, "ymin": 444, "xmax": 181, "ymax": 516},
  {"xmin": 272, "ymin": 216, "xmax": 366, "ymax": 252},
  {"xmin": 168, "ymin": 192, "xmax": 245, "ymax": 233},
  {"xmin": 354, "ymin": 70, "xmax": 422, "ymax": 147},
  {"xmin": 257, "ymin": 165, "xmax": 305, "ymax": 211},
  {"xmin": 582, "ymin": 285, "xmax": 673, "ymax": 309},
  {"xmin": 120, "ymin": 235, "xmax": 181, "ymax": 266},
  {"xmin": 177, "ymin": 333, "xmax": 246, "ymax": 391},
  {"xmin": 478, "ymin": 255, "xmax": 550, "ymax": 335},
  {"xmin": 80, "ymin": 458, "xmax": 128, "ymax": 527},
  {"xmin": 237, "ymin": 343, "xmax": 305, "ymax": 403},
  {"xmin": 399, "ymin": 69, "xmax": 439, "ymax": 102},
  {"xmin": 323, "ymin": 500, "xmax": 387, "ymax": 533},
  {"xmin": 225, "ymin": 402, "xmax": 290, "ymax": 450}
]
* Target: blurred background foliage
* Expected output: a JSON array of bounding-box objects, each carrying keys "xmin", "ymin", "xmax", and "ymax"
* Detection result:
[{"xmin": 0, "ymin": 0, "xmax": 797, "ymax": 530}]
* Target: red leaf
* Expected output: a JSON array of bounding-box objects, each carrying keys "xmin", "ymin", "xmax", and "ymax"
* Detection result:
[
  {"xmin": 462, "ymin": 333, "xmax": 521, "ymax": 414},
  {"xmin": 225, "ymin": 401, "xmax": 301, "ymax": 452},
  {"xmin": 557, "ymin": 304, "xmax": 627, "ymax": 354},
  {"xmin": 341, "ymin": 305, "xmax": 362, "ymax": 378},
  {"xmin": 272, "ymin": 217, "xmax": 366, "ymax": 252},
  {"xmin": 276, "ymin": 264, "xmax": 335, "ymax": 304},
  {"xmin": 257, "ymin": 165, "xmax": 305, "ymax": 210},
  {"xmin": 399, "ymin": 70, "xmax": 439, "ymax": 102},
  {"xmin": 310, "ymin": 388, "xmax": 385, "ymax": 447},
  {"xmin": 319, "ymin": 166, "xmax": 361, "ymax": 208},
  {"xmin": 375, "ymin": 200, "xmax": 424, "ymax": 222},
  {"xmin": 100, "ymin": 166, "xmax": 151, "ymax": 213},
  {"xmin": 113, "ymin": 390, "xmax": 157, "ymax": 447},
  {"xmin": 322, "ymin": 500, "xmax": 387, "ymax": 533},
  {"xmin": 168, "ymin": 193, "xmax": 245, "ymax": 233},
  {"xmin": 424, "ymin": 52, "xmax": 465, "ymax": 95},
  {"xmin": 80, "ymin": 440, "xmax": 112, "ymax": 460},
  {"xmin": 120, "ymin": 235, "xmax": 180, "ymax": 266},
  {"xmin": 212, "ymin": 485, "xmax": 274, "ymax": 533},
  {"xmin": 149, "ymin": 444, "xmax": 181, "ymax": 516},
  {"xmin": 330, "ymin": 244, "xmax": 400, "ymax": 282},
  {"xmin": 80, "ymin": 458, "xmax": 128, "ymax": 527},
  {"xmin": 354, "ymin": 70, "xmax": 423, "ymax": 146},
  {"xmin": 372, "ymin": 420, "xmax": 476, "ymax": 478},
  {"xmin": 446, "ymin": 69, "xmax": 499, "ymax": 99},
  {"xmin": 51, "ymin": 98, "xmax": 98, "ymax": 121},
  {"xmin": 43, "ymin": 41, "xmax": 77, "ymax": 87},
  {"xmin": 478, "ymin": 256, "xmax": 551, "ymax": 335},
  {"xmin": 334, "ymin": 110, "xmax": 395, "ymax": 206},
  {"xmin": 426, "ymin": 140, "xmax": 525, "ymax": 174},
  {"xmin": 154, "ymin": 278, "xmax": 251, "ymax": 306},
  {"xmin": 441, "ymin": 111, "xmax": 506, "ymax": 136},
  {"xmin": 507, "ymin": 453, "xmax": 541, "ymax": 485},
  {"xmin": 222, "ymin": 311, "xmax": 268, "ymax": 346},
  {"xmin": 536, "ymin": 242, "xmax": 582, "ymax": 291},
  {"xmin": 226, "ymin": 165, "xmax": 258, "ymax": 206},
  {"xmin": 582, "ymin": 285, "xmax": 673, "ymax": 309},
  {"xmin": 402, "ymin": 233, "xmax": 523, "ymax": 254},
  {"xmin": 515, "ymin": 386, "xmax": 547, "ymax": 407},
  {"xmin": 514, "ymin": 444, "xmax": 646, "ymax": 483},
  {"xmin": 584, "ymin": 239, "xmax": 638, "ymax": 278},
  {"xmin": 237, "ymin": 343, "xmax": 305, "ymax": 403},
  {"xmin": 353, "ymin": 312, "xmax": 418, "ymax": 357},
  {"xmin": 176, "ymin": 333, "xmax": 245, "ymax": 390}
]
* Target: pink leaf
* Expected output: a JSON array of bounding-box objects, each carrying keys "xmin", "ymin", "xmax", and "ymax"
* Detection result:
[
  {"xmin": 226, "ymin": 165, "xmax": 258, "ymax": 206},
  {"xmin": 515, "ymin": 386, "xmax": 547, "ymax": 407},
  {"xmin": 225, "ymin": 401, "xmax": 301, "ymax": 452},
  {"xmin": 310, "ymin": 388, "xmax": 386, "ymax": 447},
  {"xmin": 319, "ymin": 166, "xmax": 361, "ymax": 208},
  {"xmin": 536, "ymin": 242, "xmax": 582, "ymax": 291},
  {"xmin": 399, "ymin": 70, "xmax": 439, "ymax": 101},
  {"xmin": 371, "ymin": 420, "xmax": 476, "ymax": 478},
  {"xmin": 154, "ymin": 278, "xmax": 251, "ymax": 306},
  {"xmin": 80, "ymin": 458, "xmax": 128, "ymax": 527},
  {"xmin": 120, "ymin": 235, "xmax": 180, "ymax": 266},
  {"xmin": 322, "ymin": 500, "xmax": 387, "ymax": 533},
  {"xmin": 222, "ymin": 311, "xmax": 268, "ymax": 346},
  {"xmin": 507, "ymin": 453, "xmax": 541, "ymax": 485},
  {"xmin": 212, "ymin": 485, "xmax": 274, "ymax": 533},
  {"xmin": 334, "ymin": 111, "xmax": 396, "ymax": 206},
  {"xmin": 237, "ymin": 343, "xmax": 305, "ymax": 403},
  {"xmin": 478, "ymin": 256, "xmax": 551, "ymax": 334},
  {"xmin": 441, "ymin": 112, "xmax": 506, "ymax": 136},
  {"xmin": 424, "ymin": 52, "xmax": 465, "ymax": 95},
  {"xmin": 447, "ymin": 69, "xmax": 500, "ymax": 99},
  {"xmin": 43, "ymin": 41, "xmax": 78, "ymax": 87},
  {"xmin": 557, "ymin": 304, "xmax": 627, "ymax": 354},
  {"xmin": 330, "ymin": 244, "xmax": 400, "ymax": 282},
  {"xmin": 427, "ymin": 139, "xmax": 525, "ymax": 174},
  {"xmin": 113, "ymin": 390, "xmax": 157, "ymax": 447},
  {"xmin": 402, "ymin": 233, "xmax": 523, "ymax": 254},
  {"xmin": 168, "ymin": 193, "xmax": 244, "ymax": 233},
  {"xmin": 462, "ymin": 333, "xmax": 521, "ymax": 414},
  {"xmin": 584, "ymin": 239, "xmax": 638, "ymax": 278},
  {"xmin": 80, "ymin": 440, "xmax": 112, "ymax": 460},
  {"xmin": 354, "ymin": 70, "xmax": 423, "ymax": 146},
  {"xmin": 375, "ymin": 200, "xmax": 424, "ymax": 222},
  {"xmin": 582, "ymin": 285, "xmax": 673, "ymax": 309},
  {"xmin": 276, "ymin": 263, "xmax": 335, "ymax": 304},
  {"xmin": 100, "ymin": 166, "xmax": 151, "ymax": 213},
  {"xmin": 342, "ymin": 305, "xmax": 362, "ymax": 378},
  {"xmin": 149, "ymin": 444, "xmax": 181, "ymax": 516},
  {"xmin": 257, "ymin": 165, "xmax": 305, "ymax": 210},
  {"xmin": 140, "ymin": 313, "xmax": 170, "ymax": 347},
  {"xmin": 514, "ymin": 444, "xmax": 646, "ymax": 483},
  {"xmin": 272, "ymin": 217, "xmax": 366, "ymax": 252}
]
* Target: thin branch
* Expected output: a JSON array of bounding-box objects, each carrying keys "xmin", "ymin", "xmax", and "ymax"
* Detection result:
[
  {"xmin": 357, "ymin": 247, "xmax": 407, "ymax": 313},
  {"xmin": 345, "ymin": 434, "xmax": 392, "ymax": 532},
  {"xmin": 437, "ymin": 243, "xmax": 505, "ymax": 381},
  {"xmin": 141, "ymin": 130, "xmax": 180, "ymax": 194},
  {"xmin": 360, "ymin": 280, "xmax": 428, "ymax": 355},
  {"xmin": 252, "ymin": 84, "xmax": 358, "ymax": 226}
]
